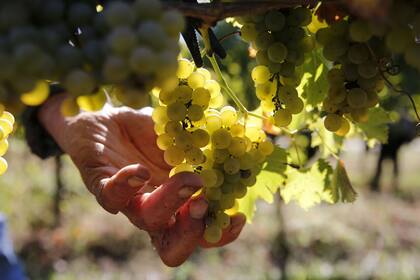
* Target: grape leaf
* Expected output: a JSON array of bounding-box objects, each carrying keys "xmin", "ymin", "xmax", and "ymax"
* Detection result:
[
  {"xmin": 301, "ymin": 51, "xmax": 329, "ymax": 107},
  {"xmin": 237, "ymin": 145, "xmax": 287, "ymax": 222},
  {"xmin": 310, "ymin": 119, "xmax": 341, "ymax": 157},
  {"xmin": 357, "ymin": 107, "xmax": 391, "ymax": 143},
  {"xmin": 330, "ymin": 160, "xmax": 357, "ymax": 203},
  {"xmin": 280, "ymin": 160, "xmax": 334, "ymax": 210}
]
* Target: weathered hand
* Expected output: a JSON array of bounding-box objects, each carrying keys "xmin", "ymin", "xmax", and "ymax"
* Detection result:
[{"xmin": 38, "ymin": 94, "xmax": 246, "ymax": 266}]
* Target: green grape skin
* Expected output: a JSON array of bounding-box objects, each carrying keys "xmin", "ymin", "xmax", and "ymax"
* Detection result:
[
  {"xmin": 349, "ymin": 20, "xmax": 372, "ymax": 42},
  {"xmin": 223, "ymin": 157, "xmax": 240, "ymax": 175},
  {"xmin": 219, "ymin": 194, "xmax": 236, "ymax": 210},
  {"xmin": 324, "ymin": 113, "xmax": 343, "ymax": 132},
  {"xmin": 174, "ymin": 131, "xmax": 193, "ymax": 150},
  {"xmin": 161, "ymin": 10, "xmax": 185, "ymax": 37},
  {"xmin": 206, "ymin": 114, "xmax": 222, "ymax": 134},
  {"xmin": 220, "ymin": 106, "xmax": 238, "ymax": 127},
  {"xmin": 256, "ymin": 82, "xmax": 275, "ymax": 101},
  {"xmin": 156, "ymin": 133, "xmax": 173, "ymax": 150},
  {"xmin": 322, "ymin": 40, "xmax": 349, "ymax": 61},
  {"xmin": 350, "ymin": 108, "xmax": 369, "ymax": 122},
  {"xmin": 165, "ymin": 121, "xmax": 183, "ymax": 137},
  {"xmin": 188, "ymin": 72, "xmax": 206, "ymax": 90},
  {"xmin": 255, "ymin": 31, "xmax": 274, "ymax": 50},
  {"xmin": 347, "ymin": 44, "xmax": 370, "ymax": 64},
  {"xmin": 357, "ymin": 62, "xmax": 378, "ymax": 79},
  {"xmin": 173, "ymin": 85, "xmax": 192, "ymax": 103},
  {"xmin": 273, "ymin": 108, "xmax": 292, "ymax": 127},
  {"xmin": 191, "ymin": 129, "xmax": 210, "ymax": 148},
  {"xmin": 107, "ymin": 26, "xmax": 137, "ymax": 55},
  {"xmin": 267, "ymin": 42, "xmax": 288, "ymax": 63},
  {"xmin": 64, "ymin": 70, "xmax": 95, "ymax": 96},
  {"xmin": 192, "ymin": 87, "xmax": 211, "ymax": 108},
  {"xmin": 256, "ymin": 50, "xmax": 270, "ymax": 65},
  {"xmin": 205, "ymin": 187, "xmax": 222, "ymax": 201},
  {"xmin": 328, "ymin": 87, "xmax": 347, "ymax": 104},
  {"xmin": 233, "ymin": 183, "xmax": 247, "ymax": 199},
  {"xmin": 187, "ymin": 104, "xmax": 204, "ymax": 122},
  {"xmin": 211, "ymin": 128, "xmax": 232, "ymax": 149},
  {"xmin": 164, "ymin": 146, "xmax": 185, "ymax": 166},
  {"xmin": 166, "ymin": 101, "xmax": 187, "ymax": 121},
  {"xmin": 264, "ymin": 10, "xmax": 285, "ymax": 31},
  {"xmin": 346, "ymin": 88, "xmax": 367, "ymax": 108},
  {"xmin": 177, "ymin": 58, "xmax": 194, "ymax": 79},
  {"xmin": 258, "ymin": 140, "xmax": 274, "ymax": 156},
  {"xmin": 213, "ymin": 149, "xmax": 229, "ymax": 164},
  {"xmin": 251, "ymin": 65, "xmax": 270, "ymax": 84},
  {"xmin": 102, "ymin": 56, "xmax": 130, "ymax": 83},
  {"xmin": 129, "ymin": 47, "xmax": 156, "ymax": 75},
  {"xmin": 203, "ymin": 225, "xmax": 223, "ymax": 244},
  {"xmin": 284, "ymin": 96, "xmax": 304, "ymax": 114},
  {"xmin": 342, "ymin": 63, "xmax": 359, "ymax": 81},
  {"xmin": 0, "ymin": 156, "xmax": 7, "ymax": 175},
  {"xmin": 185, "ymin": 147, "xmax": 205, "ymax": 165},
  {"xmin": 228, "ymin": 137, "xmax": 247, "ymax": 157},
  {"xmin": 200, "ymin": 169, "xmax": 218, "ymax": 188},
  {"xmin": 287, "ymin": 7, "xmax": 312, "ymax": 27},
  {"xmin": 104, "ymin": 1, "xmax": 135, "ymax": 27},
  {"xmin": 327, "ymin": 68, "xmax": 345, "ymax": 85},
  {"xmin": 215, "ymin": 212, "xmax": 230, "ymax": 229}
]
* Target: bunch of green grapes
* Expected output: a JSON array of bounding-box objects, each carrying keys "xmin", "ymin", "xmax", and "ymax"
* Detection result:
[
  {"xmin": 239, "ymin": 7, "xmax": 314, "ymax": 127},
  {"xmin": 0, "ymin": 107, "xmax": 15, "ymax": 175},
  {"xmin": 152, "ymin": 59, "xmax": 274, "ymax": 244},
  {"xmin": 0, "ymin": 0, "xmax": 184, "ymax": 115},
  {"xmin": 316, "ymin": 19, "xmax": 386, "ymax": 135}
]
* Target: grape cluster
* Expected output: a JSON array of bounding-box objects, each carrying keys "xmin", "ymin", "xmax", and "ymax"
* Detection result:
[
  {"xmin": 0, "ymin": 107, "xmax": 14, "ymax": 175},
  {"xmin": 239, "ymin": 7, "xmax": 313, "ymax": 127},
  {"xmin": 0, "ymin": 0, "xmax": 183, "ymax": 115},
  {"xmin": 153, "ymin": 59, "xmax": 274, "ymax": 243},
  {"xmin": 316, "ymin": 19, "xmax": 386, "ymax": 134}
]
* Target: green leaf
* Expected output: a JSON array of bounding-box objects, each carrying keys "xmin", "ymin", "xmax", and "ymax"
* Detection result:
[
  {"xmin": 310, "ymin": 119, "xmax": 341, "ymax": 157},
  {"xmin": 330, "ymin": 160, "xmax": 357, "ymax": 203},
  {"xmin": 280, "ymin": 160, "xmax": 333, "ymax": 210},
  {"xmin": 301, "ymin": 51, "xmax": 329, "ymax": 107},
  {"xmin": 357, "ymin": 107, "xmax": 391, "ymax": 143},
  {"xmin": 237, "ymin": 145, "xmax": 287, "ymax": 222}
]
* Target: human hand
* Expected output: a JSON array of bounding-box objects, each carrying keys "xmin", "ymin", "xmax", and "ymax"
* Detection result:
[{"xmin": 38, "ymin": 94, "xmax": 246, "ymax": 266}]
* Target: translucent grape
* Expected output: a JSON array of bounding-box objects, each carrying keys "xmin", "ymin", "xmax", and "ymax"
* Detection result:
[
  {"xmin": 185, "ymin": 147, "xmax": 205, "ymax": 165},
  {"xmin": 188, "ymin": 104, "xmax": 204, "ymax": 121},
  {"xmin": 177, "ymin": 58, "xmax": 194, "ymax": 79},
  {"xmin": 335, "ymin": 117, "xmax": 350, "ymax": 136},
  {"xmin": 267, "ymin": 42, "xmax": 288, "ymax": 63},
  {"xmin": 324, "ymin": 113, "xmax": 343, "ymax": 132},
  {"xmin": 20, "ymin": 80, "xmax": 50, "ymax": 106},
  {"xmin": 220, "ymin": 106, "xmax": 238, "ymax": 127},
  {"xmin": 347, "ymin": 88, "xmax": 367, "ymax": 108},
  {"xmin": 166, "ymin": 101, "xmax": 187, "ymax": 121},
  {"xmin": 164, "ymin": 146, "xmax": 185, "ymax": 166},
  {"xmin": 192, "ymin": 87, "xmax": 211, "ymax": 108},
  {"xmin": 0, "ymin": 156, "xmax": 7, "ymax": 175},
  {"xmin": 156, "ymin": 134, "xmax": 173, "ymax": 150},
  {"xmin": 204, "ymin": 225, "xmax": 223, "ymax": 244},
  {"xmin": 188, "ymin": 72, "xmax": 206, "ymax": 89},
  {"xmin": 212, "ymin": 128, "xmax": 232, "ymax": 149},
  {"xmin": 191, "ymin": 129, "xmax": 210, "ymax": 148},
  {"xmin": 251, "ymin": 65, "xmax": 270, "ymax": 84}
]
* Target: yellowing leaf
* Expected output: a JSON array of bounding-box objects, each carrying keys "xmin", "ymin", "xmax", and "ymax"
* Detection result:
[
  {"xmin": 331, "ymin": 160, "xmax": 357, "ymax": 203},
  {"xmin": 280, "ymin": 160, "xmax": 333, "ymax": 210}
]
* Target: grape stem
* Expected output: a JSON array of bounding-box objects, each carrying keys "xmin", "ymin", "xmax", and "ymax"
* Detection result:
[
  {"xmin": 365, "ymin": 43, "xmax": 420, "ymax": 125},
  {"xmin": 207, "ymin": 55, "xmax": 268, "ymax": 121}
]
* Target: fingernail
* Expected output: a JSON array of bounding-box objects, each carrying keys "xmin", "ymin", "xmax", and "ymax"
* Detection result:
[
  {"xmin": 178, "ymin": 187, "xmax": 195, "ymax": 198},
  {"xmin": 128, "ymin": 176, "xmax": 146, "ymax": 188},
  {"xmin": 189, "ymin": 199, "xmax": 208, "ymax": 219}
]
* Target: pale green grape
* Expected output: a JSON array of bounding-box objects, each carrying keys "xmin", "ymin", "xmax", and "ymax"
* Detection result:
[
  {"xmin": 273, "ymin": 108, "xmax": 292, "ymax": 127},
  {"xmin": 255, "ymin": 31, "xmax": 274, "ymax": 50},
  {"xmin": 164, "ymin": 146, "xmax": 185, "ymax": 166},
  {"xmin": 284, "ymin": 95, "xmax": 304, "ymax": 114},
  {"xmin": 0, "ymin": 156, "xmax": 7, "ymax": 175},
  {"xmin": 0, "ymin": 138, "xmax": 8, "ymax": 156},
  {"xmin": 324, "ymin": 113, "xmax": 343, "ymax": 132},
  {"xmin": 228, "ymin": 137, "xmax": 247, "ymax": 157},
  {"xmin": 173, "ymin": 85, "xmax": 192, "ymax": 103},
  {"xmin": 213, "ymin": 149, "xmax": 229, "ymax": 164},
  {"xmin": 357, "ymin": 62, "xmax": 378, "ymax": 79},
  {"xmin": 175, "ymin": 131, "xmax": 193, "ymax": 150},
  {"xmin": 212, "ymin": 128, "xmax": 232, "ymax": 149},
  {"xmin": 230, "ymin": 124, "xmax": 245, "ymax": 137},
  {"xmin": 187, "ymin": 104, "xmax": 204, "ymax": 121},
  {"xmin": 201, "ymin": 169, "xmax": 218, "ymax": 188},
  {"xmin": 267, "ymin": 42, "xmax": 288, "ymax": 63},
  {"xmin": 166, "ymin": 101, "xmax": 187, "ymax": 121},
  {"xmin": 258, "ymin": 140, "xmax": 274, "ymax": 156},
  {"xmin": 204, "ymin": 225, "xmax": 223, "ymax": 244},
  {"xmin": 349, "ymin": 20, "xmax": 372, "ymax": 42},
  {"xmin": 347, "ymin": 88, "xmax": 367, "ymax": 108},
  {"xmin": 185, "ymin": 147, "xmax": 205, "ymax": 165},
  {"xmin": 177, "ymin": 58, "xmax": 194, "ymax": 79},
  {"xmin": 385, "ymin": 26, "xmax": 413, "ymax": 53},
  {"xmin": 224, "ymin": 157, "xmax": 240, "ymax": 175},
  {"xmin": 206, "ymin": 114, "xmax": 222, "ymax": 134},
  {"xmin": 256, "ymin": 81, "xmax": 275, "ymax": 101},
  {"xmin": 205, "ymin": 187, "xmax": 222, "ymax": 201},
  {"xmin": 156, "ymin": 133, "xmax": 173, "ymax": 150},
  {"xmin": 191, "ymin": 129, "xmax": 210, "ymax": 148},
  {"xmin": 251, "ymin": 65, "xmax": 270, "ymax": 84},
  {"xmin": 215, "ymin": 212, "xmax": 230, "ymax": 229},
  {"xmin": 347, "ymin": 44, "xmax": 369, "ymax": 64},
  {"xmin": 204, "ymin": 80, "xmax": 221, "ymax": 98},
  {"xmin": 220, "ymin": 106, "xmax": 238, "ymax": 127},
  {"xmin": 264, "ymin": 10, "xmax": 285, "ymax": 31},
  {"xmin": 187, "ymin": 72, "xmax": 206, "ymax": 89},
  {"xmin": 192, "ymin": 87, "xmax": 211, "ymax": 108},
  {"xmin": 165, "ymin": 121, "xmax": 183, "ymax": 136}
]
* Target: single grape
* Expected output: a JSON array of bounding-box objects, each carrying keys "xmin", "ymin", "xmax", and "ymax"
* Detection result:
[
  {"xmin": 267, "ymin": 42, "xmax": 288, "ymax": 63},
  {"xmin": 164, "ymin": 146, "xmax": 185, "ymax": 166},
  {"xmin": 167, "ymin": 101, "xmax": 187, "ymax": 121},
  {"xmin": 251, "ymin": 65, "xmax": 270, "ymax": 84},
  {"xmin": 273, "ymin": 109, "xmax": 292, "ymax": 127},
  {"xmin": 324, "ymin": 113, "xmax": 343, "ymax": 132},
  {"xmin": 264, "ymin": 10, "xmax": 285, "ymax": 31},
  {"xmin": 212, "ymin": 128, "xmax": 232, "ymax": 149},
  {"xmin": 220, "ymin": 106, "xmax": 238, "ymax": 127},
  {"xmin": 346, "ymin": 88, "xmax": 367, "ymax": 108},
  {"xmin": 203, "ymin": 225, "xmax": 223, "ymax": 243}
]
